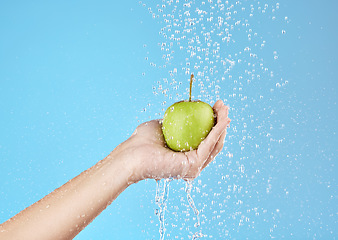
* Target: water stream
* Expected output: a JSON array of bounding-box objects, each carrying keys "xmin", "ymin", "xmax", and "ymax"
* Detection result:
[
  {"xmin": 185, "ymin": 180, "xmax": 203, "ymax": 239},
  {"xmin": 155, "ymin": 179, "xmax": 171, "ymax": 240}
]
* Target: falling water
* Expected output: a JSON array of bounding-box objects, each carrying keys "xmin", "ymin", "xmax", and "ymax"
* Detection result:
[
  {"xmin": 155, "ymin": 179, "xmax": 171, "ymax": 240},
  {"xmin": 141, "ymin": 0, "xmax": 290, "ymax": 239},
  {"xmin": 185, "ymin": 180, "xmax": 203, "ymax": 239}
]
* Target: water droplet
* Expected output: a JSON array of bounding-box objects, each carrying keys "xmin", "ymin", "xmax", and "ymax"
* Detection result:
[{"xmin": 141, "ymin": 1, "xmax": 288, "ymax": 237}]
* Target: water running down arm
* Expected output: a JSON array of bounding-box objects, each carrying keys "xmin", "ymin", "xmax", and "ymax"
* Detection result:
[{"xmin": 0, "ymin": 100, "xmax": 230, "ymax": 240}]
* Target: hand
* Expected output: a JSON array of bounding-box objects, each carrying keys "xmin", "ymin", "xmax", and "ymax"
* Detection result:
[
  {"xmin": 0, "ymin": 100, "xmax": 229, "ymax": 240},
  {"xmin": 0, "ymin": 100, "xmax": 230, "ymax": 240},
  {"xmin": 116, "ymin": 100, "xmax": 231, "ymax": 183}
]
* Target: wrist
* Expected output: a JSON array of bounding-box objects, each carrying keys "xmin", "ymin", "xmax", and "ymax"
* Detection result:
[{"xmin": 108, "ymin": 140, "xmax": 140, "ymax": 185}]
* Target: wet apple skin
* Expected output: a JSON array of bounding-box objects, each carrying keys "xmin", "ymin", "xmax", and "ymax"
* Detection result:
[{"xmin": 162, "ymin": 100, "xmax": 215, "ymax": 152}]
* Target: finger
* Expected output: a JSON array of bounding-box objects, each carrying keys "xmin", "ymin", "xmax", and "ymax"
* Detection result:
[
  {"xmin": 201, "ymin": 119, "xmax": 229, "ymax": 170},
  {"xmin": 197, "ymin": 102, "xmax": 228, "ymax": 161},
  {"xmin": 213, "ymin": 99, "xmax": 225, "ymax": 112},
  {"xmin": 214, "ymin": 100, "xmax": 229, "ymax": 119},
  {"xmin": 135, "ymin": 119, "xmax": 163, "ymax": 139},
  {"xmin": 202, "ymin": 129, "xmax": 226, "ymax": 169}
]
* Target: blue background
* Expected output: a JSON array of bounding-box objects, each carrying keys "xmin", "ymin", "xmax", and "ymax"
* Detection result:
[{"xmin": 0, "ymin": 0, "xmax": 337, "ymax": 239}]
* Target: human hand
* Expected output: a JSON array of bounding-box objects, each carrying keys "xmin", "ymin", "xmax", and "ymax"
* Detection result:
[{"xmin": 115, "ymin": 100, "xmax": 230, "ymax": 183}]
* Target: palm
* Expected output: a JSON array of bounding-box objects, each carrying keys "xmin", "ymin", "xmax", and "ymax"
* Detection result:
[{"xmin": 127, "ymin": 100, "xmax": 230, "ymax": 181}]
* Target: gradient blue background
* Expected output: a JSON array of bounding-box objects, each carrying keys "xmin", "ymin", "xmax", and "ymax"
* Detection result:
[{"xmin": 0, "ymin": 0, "xmax": 337, "ymax": 239}]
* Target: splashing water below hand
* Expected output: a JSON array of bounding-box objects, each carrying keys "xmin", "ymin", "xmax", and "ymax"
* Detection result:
[
  {"xmin": 155, "ymin": 179, "xmax": 171, "ymax": 240},
  {"xmin": 185, "ymin": 180, "xmax": 203, "ymax": 239},
  {"xmin": 155, "ymin": 179, "xmax": 203, "ymax": 240}
]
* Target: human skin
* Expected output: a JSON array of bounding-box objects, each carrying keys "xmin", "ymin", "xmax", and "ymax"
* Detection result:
[{"xmin": 0, "ymin": 100, "xmax": 230, "ymax": 240}]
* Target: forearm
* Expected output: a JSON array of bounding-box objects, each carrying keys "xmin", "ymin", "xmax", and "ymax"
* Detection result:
[{"xmin": 0, "ymin": 149, "xmax": 133, "ymax": 240}]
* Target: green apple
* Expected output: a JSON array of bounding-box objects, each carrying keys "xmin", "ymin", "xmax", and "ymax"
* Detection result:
[{"xmin": 162, "ymin": 74, "xmax": 215, "ymax": 152}]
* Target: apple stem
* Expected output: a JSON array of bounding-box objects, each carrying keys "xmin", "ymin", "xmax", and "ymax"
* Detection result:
[{"xmin": 189, "ymin": 74, "xmax": 194, "ymax": 102}]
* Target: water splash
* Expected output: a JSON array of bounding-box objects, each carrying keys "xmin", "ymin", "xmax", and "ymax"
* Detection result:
[
  {"xmin": 185, "ymin": 180, "xmax": 202, "ymax": 239},
  {"xmin": 155, "ymin": 179, "xmax": 171, "ymax": 240},
  {"xmin": 142, "ymin": 0, "xmax": 290, "ymax": 238}
]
